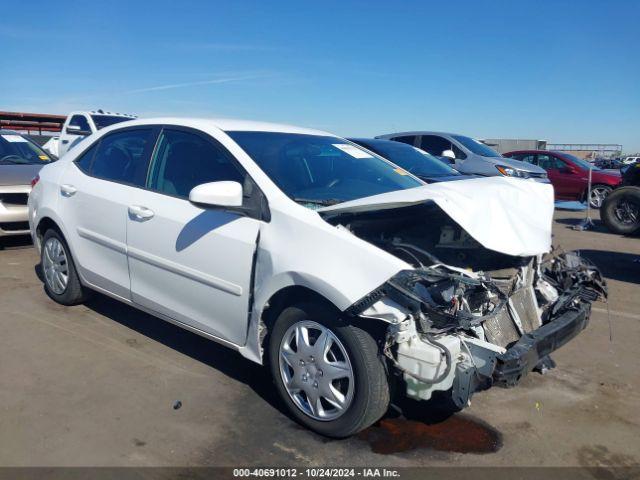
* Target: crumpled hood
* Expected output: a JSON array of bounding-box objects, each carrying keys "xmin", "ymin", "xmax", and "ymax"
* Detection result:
[{"xmin": 319, "ymin": 177, "xmax": 555, "ymax": 257}]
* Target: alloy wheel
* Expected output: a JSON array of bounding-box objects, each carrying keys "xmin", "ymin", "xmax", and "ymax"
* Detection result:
[
  {"xmin": 614, "ymin": 199, "xmax": 640, "ymax": 226},
  {"xmin": 590, "ymin": 186, "xmax": 611, "ymax": 208}
]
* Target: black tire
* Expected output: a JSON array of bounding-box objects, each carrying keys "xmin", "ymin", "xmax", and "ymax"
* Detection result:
[
  {"xmin": 268, "ymin": 302, "xmax": 390, "ymax": 438},
  {"xmin": 601, "ymin": 187, "xmax": 640, "ymax": 235},
  {"xmin": 41, "ymin": 229, "xmax": 89, "ymax": 305}
]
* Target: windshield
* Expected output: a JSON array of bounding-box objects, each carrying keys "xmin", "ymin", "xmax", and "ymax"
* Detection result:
[
  {"xmin": 452, "ymin": 135, "xmax": 501, "ymax": 157},
  {"xmin": 354, "ymin": 140, "xmax": 459, "ymax": 177},
  {"xmin": 556, "ymin": 152, "xmax": 602, "ymax": 171},
  {"xmin": 91, "ymin": 115, "xmax": 132, "ymax": 130},
  {"xmin": 228, "ymin": 132, "xmax": 423, "ymax": 207},
  {"xmin": 0, "ymin": 133, "xmax": 54, "ymax": 165}
]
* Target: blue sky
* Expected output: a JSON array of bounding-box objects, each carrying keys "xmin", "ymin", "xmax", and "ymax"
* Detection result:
[{"xmin": 1, "ymin": 0, "xmax": 639, "ymax": 151}]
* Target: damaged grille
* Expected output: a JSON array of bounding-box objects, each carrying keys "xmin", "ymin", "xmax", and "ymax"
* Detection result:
[
  {"xmin": 350, "ymin": 251, "xmax": 606, "ymax": 351},
  {"xmin": 483, "ymin": 308, "xmax": 520, "ymax": 347}
]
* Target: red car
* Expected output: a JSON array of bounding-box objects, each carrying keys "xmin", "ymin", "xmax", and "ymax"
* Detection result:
[{"xmin": 503, "ymin": 150, "xmax": 621, "ymax": 208}]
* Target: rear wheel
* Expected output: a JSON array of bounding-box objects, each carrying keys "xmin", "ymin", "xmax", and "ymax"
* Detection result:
[
  {"xmin": 268, "ymin": 302, "xmax": 390, "ymax": 438},
  {"xmin": 601, "ymin": 187, "xmax": 640, "ymax": 235},
  {"xmin": 41, "ymin": 229, "xmax": 89, "ymax": 305}
]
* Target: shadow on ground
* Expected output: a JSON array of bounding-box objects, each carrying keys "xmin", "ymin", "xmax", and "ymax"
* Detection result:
[
  {"xmin": 79, "ymin": 291, "xmax": 503, "ymax": 454},
  {"xmin": 554, "ymin": 217, "xmax": 611, "ymax": 233},
  {"xmin": 0, "ymin": 235, "xmax": 32, "ymax": 250},
  {"xmin": 82, "ymin": 292, "xmax": 289, "ymax": 417},
  {"xmin": 579, "ymin": 249, "xmax": 640, "ymax": 284}
]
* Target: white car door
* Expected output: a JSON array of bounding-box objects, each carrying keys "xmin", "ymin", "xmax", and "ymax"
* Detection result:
[
  {"xmin": 126, "ymin": 127, "xmax": 263, "ymax": 345},
  {"xmin": 59, "ymin": 127, "xmax": 157, "ymax": 299}
]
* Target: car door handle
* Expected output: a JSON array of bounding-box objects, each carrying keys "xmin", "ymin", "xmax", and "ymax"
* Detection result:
[
  {"xmin": 128, "ymin": 205, "xmax": 155, "ymax": 221},
  {"xmin": 60, "ymin": 184, "xmax": 77, "ymax": 196},
  {"xmin": 61, "ymin": 140, "xmax": 69, "ymax": 144}
]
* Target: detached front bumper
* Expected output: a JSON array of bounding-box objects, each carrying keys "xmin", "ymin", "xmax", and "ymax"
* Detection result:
[{"xmin": 493, "ymin": 302, "xmax": 591, "ymax": 387}]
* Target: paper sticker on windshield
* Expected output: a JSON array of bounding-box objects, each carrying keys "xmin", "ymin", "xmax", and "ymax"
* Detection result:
[
  {"xmin": 39, "ymin": 155, "xmax": 49, "ymax": 160},
  {"xmin": 394, "ymin": 167, "xmax": 409, "ymax": 176},
  {"xmin": 333, "ymin": 144, "xmax": 373, "ymax": 159},
  {"xmin": 1, "ymin": 134, "xmax": 28, "ymax": 143}
]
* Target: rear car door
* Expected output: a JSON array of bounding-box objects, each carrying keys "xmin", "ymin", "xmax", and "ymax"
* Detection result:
[
  {"xmin": 60, "ymin": 127, "xmax": 157, "ymax": 299},
  {"xmin": 126, "ymin": 127, "xmax": 263, "ymax": 345}
]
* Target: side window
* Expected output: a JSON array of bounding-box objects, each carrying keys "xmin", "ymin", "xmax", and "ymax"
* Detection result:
[
  {"xmin": 74, "ymin": 142, "xmax": 99, "ymax": 173},
  {"xmin": 450, "ymin": 143, "xmax": 467, "ymax": 160},
  {"xmin": 69, "ymin": 115, "xmax": 90, "ymax": 132},
  {"xmin": 91, "ymin": 129, "xmax": 154, "ymax": 186},
  {"xmin": 536, "ymin": 154, "xmax": 565, "ymax": 170},
  {"xmin": 419, "ymin": 135, "xmax": 451, "ymax": 156},
  {"xmin": 391, "ymin": 135, "xmax": 417, "ymax": 146},
  {"xmin": 514, "ymin": 153, "xmax": 536, "ymax": 164},
  {"xmin": 148, "ymin": 129, "xmax": 245, "ymax": 199}
]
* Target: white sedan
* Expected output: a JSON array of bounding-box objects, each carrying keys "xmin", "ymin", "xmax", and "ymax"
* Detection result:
[{"xmin": 28, "ymin": 118, "xmax": 605, "ymax": 437}]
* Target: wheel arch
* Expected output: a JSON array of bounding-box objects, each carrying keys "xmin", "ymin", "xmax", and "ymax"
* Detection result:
[{"xmin": 239, "ymin": 282, "xmax": 390, "ymax": 365}]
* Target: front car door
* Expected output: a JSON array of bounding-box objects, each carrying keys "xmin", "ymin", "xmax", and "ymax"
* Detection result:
[
  {"xmin": 126, "ymin": 127, "xmax": 263, "ymax": 345},
  {"xmin": 60, "ymin": 114, "xmax": 92, "ymax": 156},
  {"xmin": 59, "ymin": 127, "xmax": 157, "ymax": 299},
  {"xmin": 536, "ymin": 153, "xmax": 584, "ymax": 200},
  {"xmin": 419, "ymin": 135, "xmax": 468, "ymax": 171}
]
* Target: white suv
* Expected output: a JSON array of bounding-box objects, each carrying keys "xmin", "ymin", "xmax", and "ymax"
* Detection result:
[{"xmin": 28, "ymin": 118, "xmax": 605, "ymax": 437}]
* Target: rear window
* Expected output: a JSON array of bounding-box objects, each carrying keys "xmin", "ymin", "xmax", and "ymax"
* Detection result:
[{"xmin": 91, "ymin": 115, "xmax": 132, "ymax": 130}]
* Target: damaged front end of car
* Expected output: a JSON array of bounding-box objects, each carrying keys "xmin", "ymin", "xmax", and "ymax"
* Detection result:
[
  {"xmin": 316, "ymin": 179, "xmax": 607, "ymax": 409},
  {"xmin": 346, "ymin": 250, "xmax": 606, "ymax": 408}
]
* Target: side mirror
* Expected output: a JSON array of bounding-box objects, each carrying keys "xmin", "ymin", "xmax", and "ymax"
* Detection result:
[
  {"xmin": 66, "ymin": 125, "xmax": 91, "ymax": 136},
  {"xmin": 441, "ymin": 149, "xmax": 456, "ymax": 160},
  {"xmin": 189, "ymin": 181, "xmax": 243, "ymax": 208}
]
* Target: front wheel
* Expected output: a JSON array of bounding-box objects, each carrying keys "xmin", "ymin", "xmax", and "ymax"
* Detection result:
[
  {"xmin": 589, "ymin": 184, "xmax": 612, "ymax": 209},
  {"xmin": 601, "ymin": 187, "xmax": 640, "ymax": 235},
  {"xmin": 268, "ymin": 302, "xmax": 390, "ymax": 438}
]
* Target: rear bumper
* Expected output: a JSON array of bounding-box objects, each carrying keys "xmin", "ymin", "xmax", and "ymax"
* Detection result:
[{"xmin": 493, "ymin": 302, "xmax": 591, "ymax": 387}]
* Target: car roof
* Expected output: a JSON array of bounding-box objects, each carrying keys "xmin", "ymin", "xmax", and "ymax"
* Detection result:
[
  {"xmin": 102, "ymin": 117, "xmax": 333, "ymax": 136},
  {"xmin": 376, "ymin": 131, "xmax": 459, "ymax": 138},
  {"xmin": 348, "ymin": 137, "xmax": 397, "ymax": 145},
  {"xmin": 0, "ymin": 129, "xmax": 21, "ymax": 135}
]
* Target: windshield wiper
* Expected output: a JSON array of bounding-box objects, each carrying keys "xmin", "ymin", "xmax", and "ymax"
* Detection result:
[{"xmin": 293, "ymin": 197, "xmax": 342, "ymax": 206}]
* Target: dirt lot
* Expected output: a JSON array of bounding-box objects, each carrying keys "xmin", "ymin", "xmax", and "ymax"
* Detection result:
[{"xmin": 1, "ymin": 209, "xmax": 639, "ymax": 467}]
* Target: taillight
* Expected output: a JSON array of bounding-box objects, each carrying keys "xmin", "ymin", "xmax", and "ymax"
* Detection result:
[{"xmin": 31, "ymin": 174, "xmax": 40, "ymax": 188}]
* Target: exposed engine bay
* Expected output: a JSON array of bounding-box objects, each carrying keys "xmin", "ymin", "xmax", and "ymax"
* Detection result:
[{"xmin": 323, "ymin": 202, "xmax": 607, "ymax": 408}]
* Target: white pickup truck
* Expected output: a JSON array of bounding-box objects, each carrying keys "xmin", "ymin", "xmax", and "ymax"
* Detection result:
[{"xmin": 58, "ymin": 110, "xmax": 136, "ymax": 157}]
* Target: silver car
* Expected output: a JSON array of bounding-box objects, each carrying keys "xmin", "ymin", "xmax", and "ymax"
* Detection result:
[
  {"xmin": 0, "ymin": 130, "xmax": 55, "ymax": 238},
  {"xmin": 377, "ymin": 131, "xmax": 549, "ymax": 181}
]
